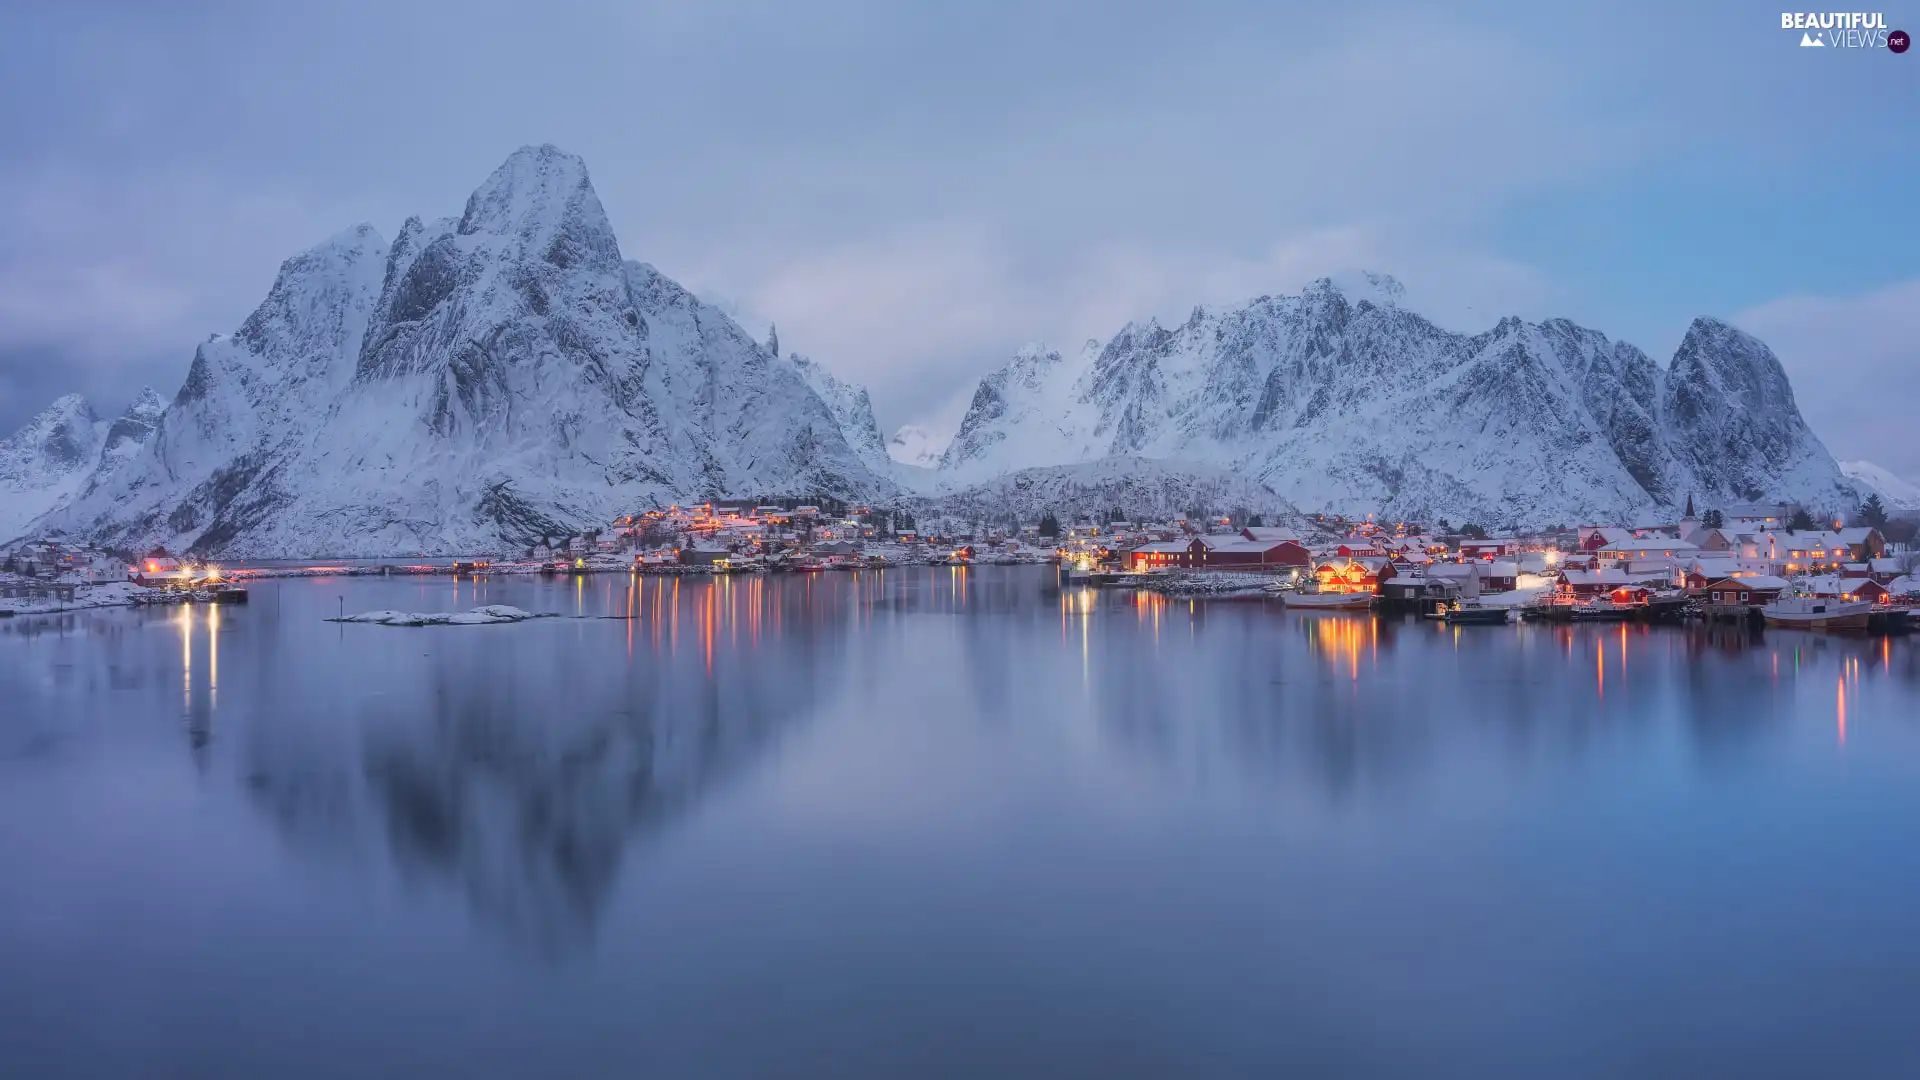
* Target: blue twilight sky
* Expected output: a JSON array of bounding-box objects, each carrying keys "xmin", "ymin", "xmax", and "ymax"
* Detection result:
[{"xmin": 1, "ymin": 0, "xmax": 1915, "ymax": 474}]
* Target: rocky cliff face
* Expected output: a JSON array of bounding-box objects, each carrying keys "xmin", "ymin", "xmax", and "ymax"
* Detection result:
[
  {"xmin": 1659, "ymin": 317, "xmax": 1841, "ymax": 506},
  {"xmin": 786, "ymin": 350, "xmax": 890, "ymax": 476},
  {"xmin": 32, "ymin": 146, "xmax": 893, "ymax": 556},
  {"xmin": 937, "ymin": 278, "xmax": 1855, "ymax": 526}
]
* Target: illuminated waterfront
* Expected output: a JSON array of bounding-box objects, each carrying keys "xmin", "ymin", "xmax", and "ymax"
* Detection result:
[{"xmin": 4, "ymin": 566, "xmax": 1919, "ymax": 1078}]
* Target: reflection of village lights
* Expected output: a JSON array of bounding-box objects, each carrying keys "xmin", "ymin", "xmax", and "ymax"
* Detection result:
[{"xmin": 1837, "ymin": 676, "xmax": 1847, "ymax": 746}]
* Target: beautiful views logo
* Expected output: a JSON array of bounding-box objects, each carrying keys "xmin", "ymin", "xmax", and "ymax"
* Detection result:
[{"xmin": 1781, "ymin": 11, "xmax": 1909, "ymax": 49}]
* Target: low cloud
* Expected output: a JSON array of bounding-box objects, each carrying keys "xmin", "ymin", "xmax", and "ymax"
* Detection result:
[
  {"xmin": 698, "ymin": 220, "xmax": 1553, "ymax": 444},
  {"xmin": 0, "ymin": 163, "xmax": 371, "ymax": 422}
]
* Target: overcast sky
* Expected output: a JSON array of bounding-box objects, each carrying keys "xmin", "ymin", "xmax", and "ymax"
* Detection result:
[{"xmin": 1, "ymin": 0, "xmax": 1915, "ymax": 475}]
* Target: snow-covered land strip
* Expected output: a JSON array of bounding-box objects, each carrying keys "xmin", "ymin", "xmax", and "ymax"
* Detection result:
[
  {"xmin": 0, "ymin": 581, "xmax": 149, "ymax": 615},
  {"xmin": 328, "ymin": 605, "xmax": 552, "ymax": 626}
]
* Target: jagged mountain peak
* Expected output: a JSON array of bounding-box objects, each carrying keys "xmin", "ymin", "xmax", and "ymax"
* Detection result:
[
  {"xmin": 29, "ymin": 147, "xmax": 892, "ymax": 556},
  {"xmin": 124, "ymin": 386, "xmax": 166, "ymax": 421},
  {"xmin": 1669, "ymin": 317, "xmax": 1794, "ymax": 398},
  {"xmin": 99, "ymin": 387, "xmax": 166, "ymax": 458},
  {"xmin": 456, "ymin": 144, "xmax": 618, "ymax": 271},
  {"xmin": 46, "ymin": 393, "xmax": 97, "ymax": 423},
  {"xmin": 4, "ymin": 394, "xmax": 99, "ymax": 468}
]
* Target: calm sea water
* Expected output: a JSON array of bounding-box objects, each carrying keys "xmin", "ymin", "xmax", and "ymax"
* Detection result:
[{"xmin": 4, "ymin": 567, "xmax": 1918, "ymax": 1079}]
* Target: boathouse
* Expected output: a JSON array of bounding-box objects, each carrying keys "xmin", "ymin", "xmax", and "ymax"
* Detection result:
[
  {"xmin": 1698, "ymin": 576, "xmax": 1787, "ymax": 606},
  {"xmin": 1557, "ymin": 568, "xmax": 1636, "ymax": 599},
  {"xmin": 1314, "ymin": 556, "xmax": 1396, "ymax": 592},
  {"xmin": 1802, "ymin": 575, "xmax": 1889, "ymax": 604}
]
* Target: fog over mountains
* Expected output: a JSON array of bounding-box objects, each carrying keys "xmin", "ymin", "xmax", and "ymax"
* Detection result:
[{"xmin": 1, "ymin": 147, "xmax": 1887, "ymax": 556}]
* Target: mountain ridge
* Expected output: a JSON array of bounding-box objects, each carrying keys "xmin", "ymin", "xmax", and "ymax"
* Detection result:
[{"xmin": 936, "ymin": 279, "xmax": 1858, "ymax": 527}]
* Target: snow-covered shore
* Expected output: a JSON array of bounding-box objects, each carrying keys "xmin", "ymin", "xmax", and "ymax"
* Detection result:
[{"xmin": 0, "ymin": 580, "xmax": 149, "ymax": 615}]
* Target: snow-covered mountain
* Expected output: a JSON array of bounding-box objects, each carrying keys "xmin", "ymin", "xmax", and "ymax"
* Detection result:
[
  {"xmin": 938, "ymin": 279, "xmax": 1856, "ymax": 527},
  {"xmin": 912, "ymin": 457, "xmax": 1299, "ymax": 527},
  {"xmin": 783, "ymin": 346, "xmax": 890, "ymax": 476},
  {"xmin": 32, "ymin": 146, "xmax": 894, "ymax": 557},
  {"xmin": 1841, "ymin": 460, "xmax": 1920, "ymax": 514},
  {"xmin": 1, "ymin": 389, "xmax": 163, "ymax": 543}
]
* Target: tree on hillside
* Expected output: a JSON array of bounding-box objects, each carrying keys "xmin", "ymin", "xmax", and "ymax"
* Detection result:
[
  {"xmin": 1459, "ymin": 522, "xmax": 1489, "ymax": 541},
  {"xmin": 1855, "ymin": 493, "xmax": 1890, "ymax": 530},
  {"xmin": 1038, "ymin": 512, "xmax": 1060, "ymax": 539},
  {"xmin": 1248, "ymin": 513, "xmax": 1264, "ymax": 528},
  {"xmin": 1701, "ymin": 508, "xmax": 1724, "ymax": 529},
  {"xmin": 1108, "ymin": 506, "xmax": 1126, "ymax": 523},
  {"xmin": 1786, "ymin": 507, "xmax": 1817, "ymax": 532}
]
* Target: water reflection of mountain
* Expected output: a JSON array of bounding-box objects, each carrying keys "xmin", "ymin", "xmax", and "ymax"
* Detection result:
[
  {"xmin": 11, "ymin": 568, "xmax": 1917, "ymax": 956},
  {"xmin": 241, "ymin": 575, "xmax": 854, "ymax": 955}
]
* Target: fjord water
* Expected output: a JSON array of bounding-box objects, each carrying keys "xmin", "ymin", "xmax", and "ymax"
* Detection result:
[{"xmin": 4, "ymin": 567, "xmax": 1918, "ymax": 1078}]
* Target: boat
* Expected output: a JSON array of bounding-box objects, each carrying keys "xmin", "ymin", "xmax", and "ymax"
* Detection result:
[
  {"xmin": 1569, "ymin": 599, "xmax": 1635, "ymax": 622},
  {"xmin": 1761, "ymin": 595, "xmax": 1873, "ymax": 630},
  {"xmin": 1637, "ymin": 590, "xmax": 1692, "ymax": 623},
  {"xmin": 1280, "ymin": 586, "xmax": 1374, "ymax": 611},
  {"xmin": 1520, "ymin": 596, "xmax": 1576, "ymax": 622},
  {"xmin": 1443, "ymin": 603, "xmax": 1509, "ymax": 625}
]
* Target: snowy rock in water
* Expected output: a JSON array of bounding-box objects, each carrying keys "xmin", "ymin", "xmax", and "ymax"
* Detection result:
[
  {"xmin": 32, "ymin": 145, "xmax": 894, "ymax": 558},
  {"xmin": 330, "ymin": 605, "xmax": 548, "ymax": 626},
  {"xmin": 936, "ymin": 278, "xmax": 1855, "ymax": 526}
]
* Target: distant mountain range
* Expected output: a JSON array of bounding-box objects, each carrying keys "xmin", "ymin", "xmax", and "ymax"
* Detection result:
[
  {"xmin": 0, "ymin": 147, "xmax": 1892, "ymax": 555},
  {"xmin": 1, "ymin": 389, "xmax": 163, "ymax": 542},
  {"xmin": 1840, "ymin": 460, "xmax": 1920, "ymax": 513},
  {"xmin": 932, "ymin": 275, "xmax": 1861, "ymax": 528}
]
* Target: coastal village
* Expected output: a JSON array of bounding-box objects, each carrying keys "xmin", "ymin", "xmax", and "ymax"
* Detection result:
[{"xmin": 4, "ymin": 494, "xmax": 1917, "ymax": 631}]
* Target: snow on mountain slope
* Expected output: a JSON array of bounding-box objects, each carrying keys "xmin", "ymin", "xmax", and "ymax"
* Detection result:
[
  {"xmin": 2, "ymin": 390, "xmax": 165, "ymax": 543},
  {"xmin": 1841, "ymin": 460, "xmax": 1920, "ymax": 513},
  {"xmin": 2, "ymin": 395, "xmax": 103, "ymax": 542},
  {"xmin": 939, "ymin": 279, "xmax": 1855, "ymax": 527},
  {"xmin": 35, "ymin": 146, "xmax": 893, "ymax": 557},
  {"xmin": 785, "ymin": 349, "xmax": 890, "ymax": 475},
  {"xmin": 887, "ymin": 424, "xmax": 948, "ymax": 468},
  {"xmin": 915, "ymin": 457, "xmax": 1300, "ymax": 526},
  {"xmin": 1661, "ymin": 318, "xmax": 1852, "ymax": 511}
]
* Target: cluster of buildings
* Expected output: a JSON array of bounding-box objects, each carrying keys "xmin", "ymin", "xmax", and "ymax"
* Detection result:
[
  {"xmin": 1073, "ymin": 500, "xmax": 1918, "ymax": 609},
  {"xmin": 531, "ymin": 502, "xmax": 1060, "ymax": 571},
  {"xmin": 1, "ymin": 538, "xmax": 127, "ymax": 583}
]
